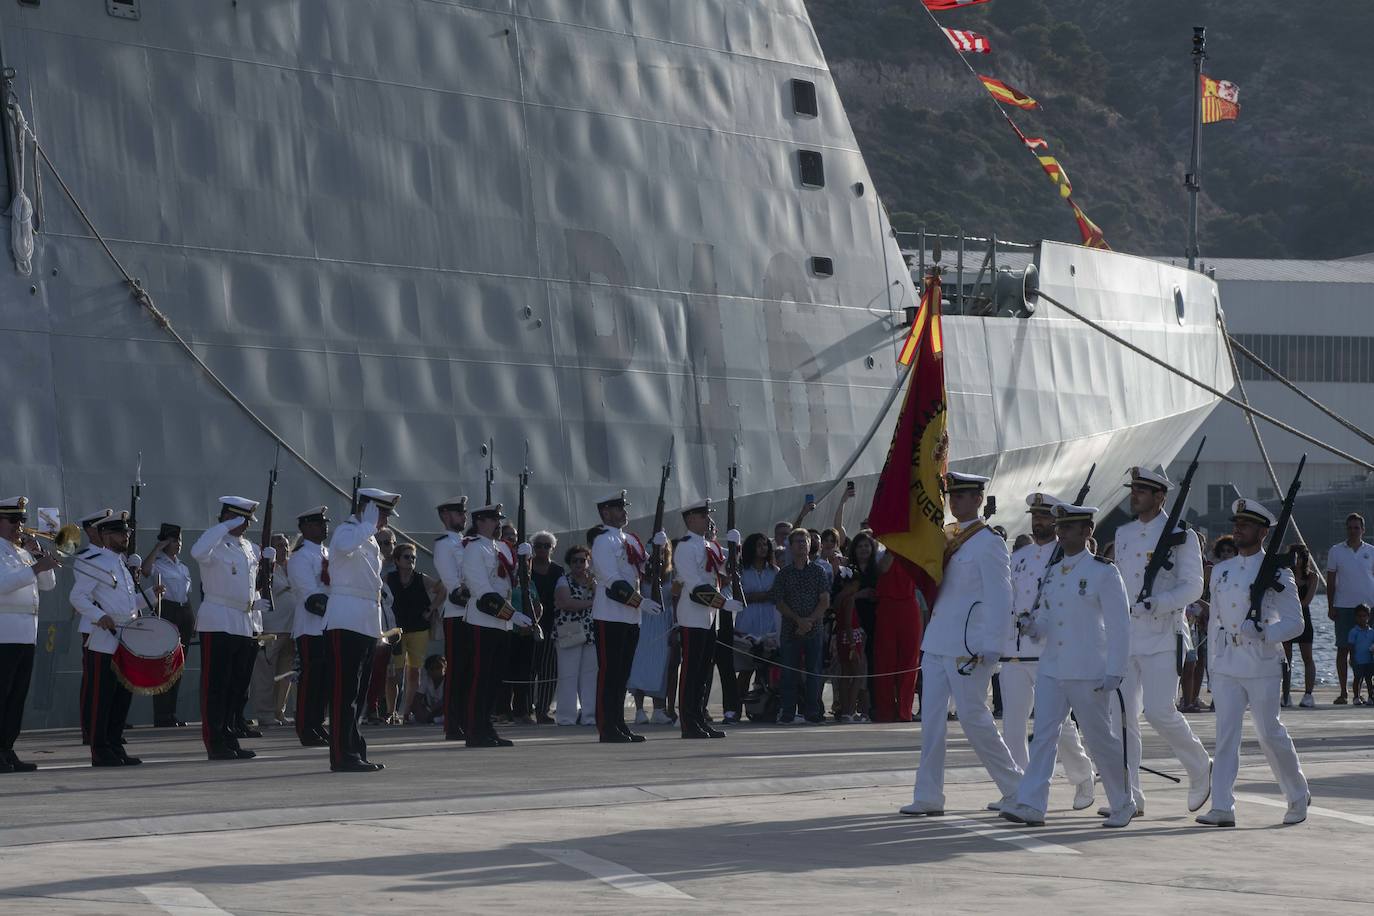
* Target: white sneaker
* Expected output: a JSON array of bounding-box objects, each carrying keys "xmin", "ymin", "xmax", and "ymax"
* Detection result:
[
  {"xmin": 1283, "ymin": 794, "xmax": 1310, "ymax": 825},
  {"xmin": 1188, "ymin": 759, "xmax": 1213, "ymax": 812},
  {"xmin": 650, "ymin": 709, "xmax": 673, "ymax": 725},
  {"xmin": 1072, "ymin": 780, "xmax": 1095, "ymax": 811},
  {"xmin": 1102, "ymin": 805, "xmax": 1135, "ymax": 828},
  {"xmin": 899, "ymin": 801, "xmax": 944, "ymax": 817},
  {"xmin": 633, "ymin": 709, "xmax": 649, "ymax": 725},
  {"xmin": 1299, "ymin": 694, "xmax": 1316, "ymax": 708},
  {"xmin": 985, "ymin": 794, "xmax": 1014, "ymax": 812},
  {"xmin": 1098, "ymin": 802, "xmax": 1144, "ymax": 818},
  {"xmin": 1195, "ymin": 808, "xmax": 1236, "ymax": 827},
  {"xmin": 999, "ymin": 803, "xmax": 1044, "ymax": 826}
]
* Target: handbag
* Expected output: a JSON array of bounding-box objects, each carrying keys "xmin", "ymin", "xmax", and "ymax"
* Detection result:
[{"xmin": 556, "ymin": 617, "xmax": 585, "ymax": 649}]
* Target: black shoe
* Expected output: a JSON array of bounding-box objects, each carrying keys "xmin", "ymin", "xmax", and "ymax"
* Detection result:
[
  {"xmin": 233, "ymin": 749, "xmax": 257, "ymax": 760},
  {"xmin": 118, "ymin": 755, "xmax": 143, "ymax": 766},
  {"xmin": 4, "ymin": 752, "xmax": 37, "ymax": 773},
  {"xmin": 623, "ymin": 729, "xmax": 647, "ymax": 743},
  {"xmin": 207, "ymin": 748, "xmax": 240, "ymax": 761},
  {"xmin": 681, "ymin": 728, "xmax": 711, "ymax": 739},
  {"xmin": 703, "ymin": 726, "xmax": 726, "ymax": 738},
  {"xmin": 332, "ymin": 761, "xmax": 383, "ymax": 772},
  {"xmin": 0, "ymin": 760, "xmax": 13, "ymax": 774},
  {"xmin": 536, "ymin": 714, "xmax": 556, "ymax": 725},
  {"xmin": 360, "ymin": 760, "xmax": 386, "ymax": 770},
  {"xmin": 300, "ymin": 736, "xmax": 330, "ymax": 747},
  {"xmin": 599, "ymin": 731, "xmax": 634, "ymax": 744},
  {"xmin": 241, "ymin": 727, "xmax": 263, "ymax": 739},
  {"xmin": 466, "ymin": 736, "xmax": 514, "ymax": 748},
  {"xmin": 444, "ymin": 729, "xmax": 468, "ymax": 742},
  {"xmin": 153, "ymin": 719, "xmax": 178, "ymax": 728},
  {"xmin": 91, "ymin": 755, "xmax": 125, "ymax": 767}
]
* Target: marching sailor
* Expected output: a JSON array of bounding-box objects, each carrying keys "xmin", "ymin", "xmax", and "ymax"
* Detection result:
[
  {"xmin": 70, "ymin": 512, "xmax": 158, "ymax": 766},
  {"xmin": 460, "ymin": 504, "xmax": 534, "ymax": 747},
  {"xmin": 75, "ymin": 508, "xmax": 112, "ymax": 745},
  {"xmin": 998, "ymin": 493, "xmax": 1096, "ymax": 812},
  {"xmin": 1109, "ymin": 466, "xmax": 1211, "ymax": 816},
  {"xmin": 288, "ymin": 506, "xmax": 331, "ymax": 747},
  {"xmin": 673, "ymin": 500, "xmax": 741, "ymax": 739},
  {"xmin": 192, "ymin": 496, "xmax": 271, "ymax": 761},
  {"xmin": 590, "ymin": 491, "xmax": 666, "ymax": 744},
  {"xmin": 1195, "ymin": 498, "xmax": 1310, "ymax": 827},
  {"xmin": 325, "ymin": 488, "xmax": 400, "ymax": 772},
  {"xmin": 1002, "ymin": 503, "xmax": 1135, "ymax": 828},
  {"xmin": 433, "ymin": 496, "xmax": 470, "ymax": 741},
  {"xmin": 901, "ymin": 472, "xmax": 1023, "ymax": 816},
  {"xmin": 0, "ymin": 498, "xmax": 58, "ymax": 772}
]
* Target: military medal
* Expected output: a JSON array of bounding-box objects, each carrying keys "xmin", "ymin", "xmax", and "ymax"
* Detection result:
[{"xmin": 1078, "ymin": 579, "xmax": 1087, "ymax": 595}]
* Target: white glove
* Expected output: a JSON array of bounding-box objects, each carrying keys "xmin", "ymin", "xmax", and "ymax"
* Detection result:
[
  {"xmin": 726, "ymin": 528, "xmax": 742, "ymax": 545},
  {"xmin": 1017, "ymin": 614, "xmax": 1040, "ymax": 640},
  {"xmin": 261, "ymin": 546, "xmax": 276, "ymax": 562},
  {"xmin": 1096, "ymin": 675, "xmax": 1123, "ymax": 693},
  {"xmin": 517, "ymin": 542, "xmax": 533, "ymax": 558},
  {"xmin": 361, "ymin": 501, "xmax": 381, "ymax": 528},
  {"xmin": 1245, "ymin": 617, "xmax": 1265, "ymax": 637},
  {"xmin": 125, "ymin": 553, "xmax": 142, "ymax": 569},
  {"xmin": 836, "ymin": 565, "xmax": 854, "ymax": 580},
  {"xmin": 1130, "ymin": 600, "xmax": 1151, "ymax": 616},
  {"xmin": 639, "ymin": 598, "xmax": 663, "ymax": 616},
  {"xmin": 652, "ymin": 530, "xmax": 669, "ymax": 547},
  {"xmin": 723, "ymin": 599, "xmax": 744, "ymax": 614},
  {"xmin": 511, "ymin": 612, "xmax": 534, "ymax": 629}
]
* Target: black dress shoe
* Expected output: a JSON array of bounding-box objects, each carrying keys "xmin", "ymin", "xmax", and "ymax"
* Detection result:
[
  {"xmin": 680, "ymin": 729, "xmax": 711, "ymax": 739},
  {"xmin": 703, "ymin": 726, "xmax": 726, "ymax": 738},
  {"xmin": 118, "ymin": 755, "xmax": 143, "ymax": 766},
  {"xmin": 0, "ymin": 760, "xmax": 14, "ymax": 774},
  {"xmin": 625, "ymin": 731, "xmax": 647, "ymax": 743},
  {"xmin": 444, "ymin": 731, "xmax": 467, "ymax": 742},
  {"xmin": 5, "ymin": 753, "xmax": 37, "ymax": 772},
  {"xmin": 361, "ymin": 760, "xmax": 386, "ymax": 770},
  {"xmin": 536, "ymin": 714, "xmax": 556, "ymax": 725},
  {"xmin": 331, "ymin": 761, "xmax": 382, "ymax": 772},
  {"xmin": 599, "ymin": 732, "xmax": 634, "ymax": 744},
  {"xmin": 233, "ymin": 749, "xmax": 257, "ymax": 760},
  {"xmin": 465, "ymin": 736, "xmax": 514, "ymax": 748},
  {"xmin": 207, "ymin": 748, "xmax": 240, "ymax": 761},
  {"xmin": 91, "ymin": 756, "xmax": 125, "ymax": 767},
  {"xmin": 300, "ymin": 737, "xmax": 330, "ymax": 748},
  {"xmin": 153, "ymin": 720, "xmax": 178, "ymax": 728}
]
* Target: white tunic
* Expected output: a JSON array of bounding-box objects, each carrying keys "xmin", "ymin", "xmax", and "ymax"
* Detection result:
[
  {"xmin": 673, "ymin": 532, "xmax": 724, "ymax": 629},
  {"xmin": 1207, "ymin": 553, "xmax": 1303, "ymax": 679},
  {"xmin": 1030, "ymin": 549, "xmax": 1130, "ymax": 681},
  {"xmin": 323, "ymin": 516, "xmax": 384, "ymax": 638},
  {"xmin": 1005, "ymin": 539, "xmax": 1055, "ymax": 658},
  {"xmin": 147, "ymin": 554, "xmax": 192, "ymax": 605},
  {"xmin": 433, "ymin": 531, "xmax": 467, "ymax": 621},
  {"xmin": 263, "ymin": 562, "xmax": 296, "ymax": 634},
  {"xmin": 74, "ymin": 546, "xmax": 101, "ymax": 637},
  {"xmin": 923, "ymin": 523, "xmax": 1011, "ymax": 659},
  {"xmin": 1114, "ymin": 514, "xmax": 1204, "ymax": 656},
  {"xmin": 191, "ymin": 520, "xmax": 262, "ymax": 637},
  {"xmin": 0, "ymin": 539, "xmax": 56, "ymax": 644},
  {"xmin": 69, "ymin": 547, "xmax": 150, "ymax": 655},
  {"xmin": 288, "ymin": 539, "xmax": 328, "ymax": 639},
  {"xmin": 591, "ymin": 527, "xmax": 646, "ymax": 625},
  {"xmin": 462, "ymin": 535, "xmax": 513, "ymax": 632}
]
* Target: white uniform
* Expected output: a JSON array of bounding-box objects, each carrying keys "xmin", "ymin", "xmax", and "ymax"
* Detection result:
[
  {"xmin": 1110, "ymin": 513, "xmax": 1210, "ymax": 805},
  {"xmin": 911, "ymin": 522, "xmax": 1023, "ymax": 808},
  {"xmin": 463, "ymin": 536, "xmax": 513, "ymax": 632},
  {"xmin": 288, "ymin": 539, "xmax": 328, "ymax": 639},
  {"xmin": 147, "ymin": 554, "xmax": 192, "ymax": 605},
  {"xmin": 0, "ymin": 539, "xmax": 56, "ymax": 644},
  {"xmin": 434, "ymin": 531, "xmax": 467, "ymax": 621},
  {"xmin": 191, "ymin": 520, "xmax": 262, "ymax": 638},
  {"xmin": 591, "ymin": 527, "xmax": 645, "ymax": 625},
  {"xmin": 1013, "ymin": 548, "xmax": 1133, "ymax": 817},
  {"xmin": 75, "ymin": 546, "xmax": 100, "ymax": 637},
  {"xmin": 1206, "ymin": 554, "xmax": 1308, "ymax": 813},
  {"xmin": 673, "ymin": 532, "xmax": 723, "ymax": 629},
  {"xmin": 323, "ymin": 516, "xmax": 384, "ymax": 638},
  {"xmin": 69, "ymin": 547, "xmax": 150, "ymax": 655},
  {"xmin": 1000, "ymin": 540, "xmax": 1093, "ymax": 787}
]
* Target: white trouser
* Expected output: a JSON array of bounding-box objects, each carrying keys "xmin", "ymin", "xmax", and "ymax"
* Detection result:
[
  {"xmin": 912, "ymin": 653, "xmax": 1023, "ymax": 807},
  {"xmin": 250, "ymin": 636, "xmax": 295, "ymax": 720},
  {"xmin": 1014, "ymin": 675, "xmax": 1131, "ymax": 816},
  {"xmin": 998, "ymin": 660, "xmax": 1095, "ymax": 787},
  {"xmin": 556, "ymin": 642, "xmax": 599, "ymax": 725},
  {"xmin": 1210, "ymin": 672, "xmax": 1308, "ymax": 813},
  {"xmin": 1107, "ymin": 649, "xmax": 1210, "ymax": 803}
]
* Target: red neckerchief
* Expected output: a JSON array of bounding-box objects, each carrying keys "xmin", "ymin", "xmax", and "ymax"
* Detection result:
[
  {"xmin": 624, "ymin": 532, "xmax": 646, "ymax": 567},
  {"xmin": 705, "ymin": 538, "xmax": 725, "ymax": 574},
  {"xmin": 495, "ymin": 540, "xmax": 516, "ymax": 579}
]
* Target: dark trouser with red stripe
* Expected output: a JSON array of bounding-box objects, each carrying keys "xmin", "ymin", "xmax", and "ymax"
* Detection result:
[
  {"xmin": 295, "ymin": 634, "xmax": 329, "ymax": 743},
  {"xmin": 710, "ymin": 612, "xmax": 740, "ymax": 718},
  {"xmin": 88, "ymin": 650, "xmax": 132, "ymax": 763},
  {"xmin": 443, "ymin": 617, "xmax": 468, "ymax": 739},
  {"xmin": 329, "ymin": 629, "xmax": 375, "ymax": 768},
  {"xmin": 152, "ymin": 601, "xmax": 195, "ymax": 725},
  {"xmin": 464, "ymin": 623, "xmax": 510, "ymax": 742},
  {"xmin": 594, "ymin": 620, "xmax": 640, "ymax": 738},
  {"xmin": 79, "ymin": 639, "xmax": 92, "ymax": 745},
  {"xmin": 0, "ymin": 643, "xmax": 35, "ymax": 755},
  {"xmin": 678, "ymin": 625, "xmax": 715, "ymax": 735},
  {"xmin": 232, "ymin": 636, "xmax": 259, "ymax": 729},
  {"xmin": 199, "ymin": 632, "xmax": 255, "ymax": 755}
]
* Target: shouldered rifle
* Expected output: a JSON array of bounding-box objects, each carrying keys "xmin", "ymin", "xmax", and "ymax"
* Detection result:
[
  {"xmin": 1247, "ymin": 454, "xmax": 1306, "ymax": 628},
  {"xmin": 485, "ymin": 437, "xmax": 496, "ymax": 506},
  {"xmin": 257, "ymin": 447, "xmax": 280, "ymax": 609},
  {"xmin": 1074, "ymin": 463, "xmax": 1096, "ymax": 507},
  {"xmin": 128, "ymin": 451, "xmax": 143, "ymax": 558},
  {"xmin": 516, "ymin": 441, "xmax": 538, "ymax": 637},
  {"xmin": 1137, "ymin": 438, "xmax": 1205, "ymax": 606},
  {"xmin": 645, "ymin": 435, "xmax": 674, "ymax": 593},
  {"xmin": 727, "ymin": 461, "xmax": 745, "ymax": 606},
  {"xmin": 350, "ymin": 445, "xmax": 364, "ymax": 516}
]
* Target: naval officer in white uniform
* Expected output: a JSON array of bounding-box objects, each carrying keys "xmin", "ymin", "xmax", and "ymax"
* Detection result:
[
  {"xmin": 288, "ymin": 506, "xmax": 331, "ymax": 747},
  {"xmin": 673, "ymin": 499, "xmax": 741, "ymax": 740},
  {"xmin": 432, "ymin": 496, "xmax": 470, "ymax": 741}
]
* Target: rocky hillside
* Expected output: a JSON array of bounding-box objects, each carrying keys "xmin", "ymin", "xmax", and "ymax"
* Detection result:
[{"xmin": 806, "ymin": 0, "xmax": 1374, "ymax": 259}]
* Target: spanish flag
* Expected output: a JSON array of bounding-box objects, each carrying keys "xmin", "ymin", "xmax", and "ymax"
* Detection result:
[
  {"xmin": 923, "ymin": 0, "xmax": 991, "ymax": 9},
  {"xmin": 897, "ymin": 274, "xmax": 942, "ymax": 367},
  {"xmin": 1038, "ymin": 154, "xmax": 1073, "ymax": 198},
  {"xmin": 1201, "ymin": 75, "xmax": 1240, "ymax": 123},
  {"xmin": 979, "ymin": 75, "xmax": 1039, "ymax": 110},
  {"xmin": 1068, "ymin": 198, "xmax": 1110, "ymax": 250},
  {"xmin": 871, "ymin": 273, "xmax": 947, "ymax": 604}
]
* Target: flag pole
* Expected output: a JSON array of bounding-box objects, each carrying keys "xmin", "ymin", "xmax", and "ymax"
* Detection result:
[{"xmin": 1185, "ymin": 26, "xmax": 1206, "ymax": 271}]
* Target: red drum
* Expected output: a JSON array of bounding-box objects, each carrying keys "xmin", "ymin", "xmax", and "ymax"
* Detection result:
[{"xmin": 113, "ymin": 616, "xmax": 186, "ymax": 696}]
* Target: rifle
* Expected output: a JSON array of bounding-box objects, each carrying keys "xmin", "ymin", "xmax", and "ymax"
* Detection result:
[
  {"xmin": 1032, "ymin": 462, "xmax": 1100, "ymax": 613},
  {"xmin": 644, "ymin": 436, "xmax": 675, "ymax": 594},
  {"xmin": 350, "ymin": 445, "xmax": 364, "ymax": 516},
  {"xmin": 127, "ymin": 451, "xmax": 143, "ymax": 558},
  {"xmin": 1246, "ymin": 455, "xmax": 1306, "ymax": 629},
  {"xmin": 1137, "ymin": 439, "xmax": 1206, "ymax": 606},
  {"xmin": 485, "ymin": 437, "xmax": 495, "ymax": 506},
  {"xmin": 727, "ymin": 460, "xmax": 745, "ymax": 607},
  {"xmin": 257, "ymin": 446, "xmax": 280, "ymax": 612},
  {"xmin": 1074, "ymin": 463, "xmax": 1096, "ymax": 506},
  {"xmin": 516, "ymin": 441, "xmax": 539, "ymax": 638}
]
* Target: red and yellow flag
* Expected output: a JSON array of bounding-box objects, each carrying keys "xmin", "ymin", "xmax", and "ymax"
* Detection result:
[
  {"xmin": 979, "ymin": 75, "xmax": 1039, "ymax": 110},
  {"xmin": 923, "ymin": 0, "xmax": 991, "ymax": 9},
  {"xmin": 871, "ymin": 273, "xmax": 947, "ymax": 605},
  {"xmin": 897, "ymin": 274, "xmax": 943, "ymax": 366},
  {"xmin": 1037, "ymin": 154, "xmax": 1073, "ymax": 198},
  {"xmin": 1201, "ymin": 75, "xmax": 1240, "ymax": 123},
  {"xmin": 1068, "ymin": 198, "xmax": 1110, "ymax": 250}
]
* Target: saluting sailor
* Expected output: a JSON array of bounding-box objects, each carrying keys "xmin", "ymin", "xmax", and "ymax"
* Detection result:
[
  {"xmin": 590, "ymin": 491, "xmax": 666, "ymax": 744},
  {"xmin": 1110, "ymin": 466, "xmax": 1212, "ymax": 817},
  {"xmin": 902, "ymin": 472, "xmax": 1023, "ymax": 816},
  {"xmin": 673, "ymin": 499, "xmax": 741, "ymax": 740},
  {"xmin": 192, "ymin": 496, "xmax": 271, "ymax": 761},
  {"xmin": 74, "ymin": 508, "xmax": 113, "ymax": 746},
  {"xmin": 1195, "ymin": 498, "xmax": 1310, "ymax": 828},
  {"xmin": 998, "ymin": 492, "xmax": 1096, "ymax": 812},
  {"xmin": 0, "ymin": 497, "xmax": 58, "ymax": 773},
  {"xmin": 325, "ymin": 488, "xmax": 400, "ymax": 772},
  {"xmin": 1002, "ymin": 503, "xmax": 1135, "ymax": 828},
  {"xmin": 433, "ymin": 496, "xmax": 470, "ymax": 742},
  {"xmin": 70, "ymin": 512, "xmax": 159, "ymax": 766},
  {"xmin": 460, "ymin": 504, "xmax": 534, "ymax": 748},
  {"xmin": 288, "ymin": 506, "xmax": 331, "ymax": 747}
]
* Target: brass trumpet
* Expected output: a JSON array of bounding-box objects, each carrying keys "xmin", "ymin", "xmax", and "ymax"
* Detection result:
[{"xmin": 22, "ymin": 523, "xmax": 116, "ymax": 586}]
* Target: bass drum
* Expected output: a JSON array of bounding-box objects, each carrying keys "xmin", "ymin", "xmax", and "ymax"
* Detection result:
[{"xmin": 112, "ymin": 616, "xmax": 186, "ymax": 696}]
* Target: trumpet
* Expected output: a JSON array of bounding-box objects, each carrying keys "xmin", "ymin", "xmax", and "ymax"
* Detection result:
[{"xmin": 21, "ymin": 524, "xmax": 117, "ymax": 586}]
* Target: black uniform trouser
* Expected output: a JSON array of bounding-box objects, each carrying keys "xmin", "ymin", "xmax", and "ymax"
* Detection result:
[
  {"xmin": 594, "ymin": 620, "xmax": 639, "ymax": 738},
  {"xmin": 679, "ymin": 625, "xmax": 715, "ymax": 735},
  {"xmin": 464, "ymin": 623, "xmax": 511, "ymax": 742},
  {"xmin": 199, "ymin": 632, "xmax": 255, "ymax": 753},
  {"xmin": 710, "ymin": 611, "xmax": 740, "ymax": 718},
  {"xmin": 442, "ymin": 617, "xmax": 468, "ymax": 739},
  {"xmin": 152, "ymin": 601, "xmax": 194, "ymax": 725},
  {"xmin": 88, "ymin": 650, "xmax": 132, "ymax": 762},
  {"xmin": 79, "ymin": 640, "xmax": 93, "ymax": 744},
  {"xmin": 500, "ymin": 632, "xmax": 535, "ymax": 718},
  {"xmin": 329, "ymin": 629, "xmax": 375, "ymax": 768},
  {"xmin": 0, "ymin": 643, "xmax": 35, "ymax": 754},
  {"xmin": 295, "ymin": 634, "xmax": 330, "ymax": 743},
  {"xmin": 233, "ymin": 636, "xmax": 259, "ymax": 727}
]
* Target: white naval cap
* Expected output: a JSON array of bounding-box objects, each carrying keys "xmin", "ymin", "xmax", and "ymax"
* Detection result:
[
  {"xmin": 1125, "ymin": 466, "xmax": 1171, "ymax": 492},
  {"xmin": 219, "ymin": 496, "xmax": 260, "ymax": 521},
  {"xmin": 1051, "ymin": 503, "xmax": 1098, "ymax": 524},
  {"xmin": 681, "ymin": 498, "xmax": 714, "ymax": 518},
  {"xmin": 597, "ymin": 489, "xmax": 630, "ymax": 509},
  {"xmin": 357, "ymin": 488, "xmax": 401, "ymax": 515},
  {"xmin": 470, "ymin": 503, "xmax": 506, "ymax": 521},
  {"xmin": 0, "ymin": 496, "xmax": 28, "ymax": 519},
  {"xmin": 296, "ymin": 506, "xmax": 330, "ymax": 524},
  {"xmin": 79, "ymin": 508, "xmax": 113, "ymax": 529},
  {"xmin": 435, "ymin": 496, "xmax": 469, "ymax": 513},
  {"xmin": 96, "ymin": 510, "xmax": 131, "ymax": 532},
  {"xmin": 1230, "ymin": 497, "xmax": 1277, "ymax": 527},
  {"xmin": 946, "ymin": 471, "xmax": 990, "ymax": 493},
  {"xmin": 1024, "ymin": 492, "xmax": 1064, "ymax": 515}
]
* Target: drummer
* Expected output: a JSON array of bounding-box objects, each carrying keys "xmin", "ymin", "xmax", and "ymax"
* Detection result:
[
  {"xmin": 69, "ymin": 512, "xmax": 162, "ymax": 766},
  {"xmin": 0, "ymin": 497, "xmax": 59, "ymax": 773}
]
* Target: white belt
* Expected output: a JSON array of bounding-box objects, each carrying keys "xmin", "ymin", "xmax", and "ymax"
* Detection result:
[
  {"xmin": 329, "ymin": 586, "xmax": 382, "ymax": 603},
  {"xmin": 203, "ymin": 592, "xmax": 255, "ymax": 614},
  {"xmin": 0, "ymin": 601, "xmax": 37, "ymax": 616}
]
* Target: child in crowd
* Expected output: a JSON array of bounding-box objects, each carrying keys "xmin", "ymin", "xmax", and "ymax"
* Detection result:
[
  {"xmin": 411, "ymin": 654, "xmax": 447, "ymax": 724},
  {"xmin": 1348, "ymin": 605, "xmax": 1374, "ymax": 705}
]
